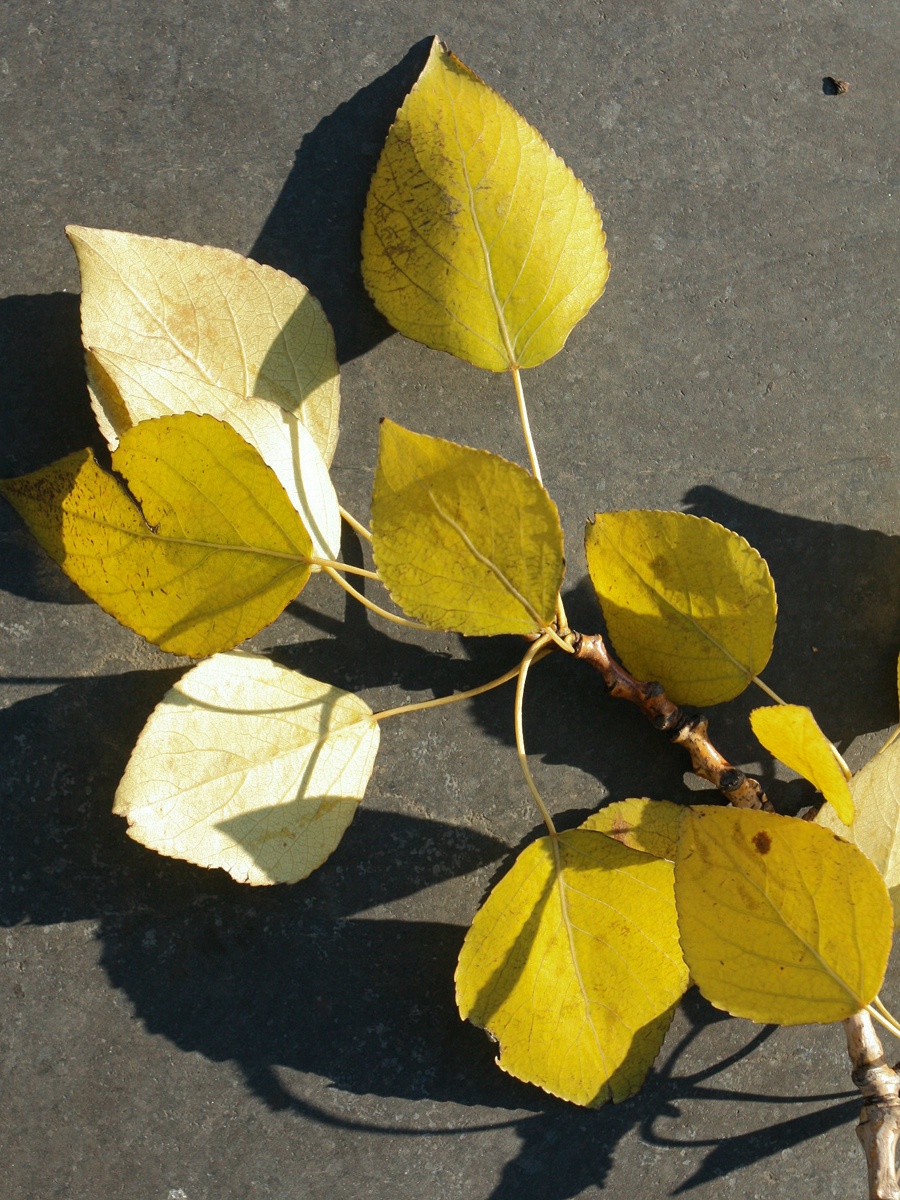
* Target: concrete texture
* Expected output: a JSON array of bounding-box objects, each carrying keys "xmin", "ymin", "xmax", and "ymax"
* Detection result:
[{"xmin": 1, "ymin": 2, "xmax": 897, "ymax": 1197}]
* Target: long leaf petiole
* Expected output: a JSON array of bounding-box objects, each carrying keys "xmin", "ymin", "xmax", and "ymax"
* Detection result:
[
  {"xmin": 374, "ymin": 644, "xmax": 554, "ymax": 723},
  {"xmin": 321, "ymin": 564, "xmax": 429, "ymax": 630},
  {"xmin": 514, "ymin": 633, "xmax": 558, "ymax": 837},
  {"xmin": 339, "ymin": 505, "xmax": 373, "ymax": 542}
]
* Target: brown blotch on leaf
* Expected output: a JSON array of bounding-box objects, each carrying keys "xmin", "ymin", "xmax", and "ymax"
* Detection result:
[{"xmin": 752, "ymin": 831, "xmax": 772, "ymax": 855}]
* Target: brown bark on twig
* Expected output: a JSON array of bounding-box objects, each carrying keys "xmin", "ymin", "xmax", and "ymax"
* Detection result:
[
  {"xmin": 571, "ymin": 631, "xmax": 772, "ymax": 809},
  {"xmin": 844, "ymin": 1011, "xmax": 900, "ymax": 1199}
]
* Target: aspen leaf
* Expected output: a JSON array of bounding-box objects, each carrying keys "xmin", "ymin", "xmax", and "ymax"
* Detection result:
[
  {"xmin": 750, "ymin": 704, "xmax": 853, "ymax": 824},
  {"xmin": 86, "ymin": 347, "xmax": 340, "ymax": 562},
  {"xmin": 0, "ymin": 413, "xmax": 312, "ymax": 656},
  {"xmin": 817, "ymin": 738, "xmax": 900, "ymax": 923},
  {"xmin": 456, "ymin": 830, "xmax": 689, "ymax": 1107},
  {"xmin": 581, "ymin": 798, "xmax": 682, "ymax": 861},
  {"xmin": 362, "ymin": 38, "xmax": 609, "ymax": 371},
  {"xmin": 114, "ymin": 653, "xmax": 380, "ymax": 885},
  {"xmin": 67, "ymin": 225, "xmax": 340, "ymax": 464},
  {"xmin": 675, "ymin": 807, "xmax": 891, "ymax": 1025},
  {"xmin": 371, "ymin": 420, "xmax": 564, "ymax": 636},
  {"xmin": 585, "ymin": 510, "xmax": 777, "ymax": 706}
]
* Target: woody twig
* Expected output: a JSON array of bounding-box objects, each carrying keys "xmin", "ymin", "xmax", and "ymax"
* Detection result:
[
  {"xmin": 845, "ymin": 1011, "xmax": 900, "ymax": 1200},
  {"xmin": 571, "ymin": 630, "xmax": 771, "ymax": 810}
]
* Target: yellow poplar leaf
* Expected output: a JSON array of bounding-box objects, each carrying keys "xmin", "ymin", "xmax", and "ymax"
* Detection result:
[
  {"xmin": 0, "ymin": 413, "xmax": 312, "ymax": 656},
  {"xmin": 67, "ymin": 225, "xmax": 340, "ymax": 464},
  {"xmin": 581, "ymin": 798, "xmax": 683, "ymax": 861},
  {"xmin": 456, "ymin": 830, "xmax": 689, "ymax": 1107},
  {"xmin": 585, "ymin": 510, "xmax": 777, "ymax": 707},
  {"xmin": 675, "ymin": 807, "xmax": 891, "ymax": 1025},
  {"xmin": 361, "ymin": 38, "xmax": 609, "ymax": 371},
  {"xmin": 87, "ymin": 347, "xmax": 340, "ymax": 562},
  {"xmin": 751, "ymin": 704, "xmax": 853, "ymax": 824},
  {"xmin": 371, "ymin": 421, "xmax": 564, "ymax": 635},
  {"xmin": 817, "ymin": 739, "xmax": 900, "ymax": 923},
  {"xmin": 114, "ymin": 652, "xmax": 380, "ymax": 885}
]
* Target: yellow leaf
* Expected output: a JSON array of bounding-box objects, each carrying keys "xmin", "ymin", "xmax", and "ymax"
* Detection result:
[
  {"xmin": 751, "ymin": 704, "xmax": 853, "ymax": 824},
  {"xmin": 87, "ymin": 347, "xmax": 340, "ymax": 562},
  {"xmin": 67, "ymin": 225, "xmax": 340, "ymax": 464},
  {"xmin": 581, "ymin": 798, "xmax": 682, "ymax": 861},
  {"xmin": 456, "ymin": 830, "xmax": 689, "ymax": 1106},
  {"xmin": 0, "ymin": 413, "xmax": 312, "ymax": 656},
  {"xmin": 675, "ymin": 807, "xmax": 891, "ymax": 1024},
  {"xmin": 361, "ymin": 39, "xmax": 609, "ymax": 371},
  {"xmin": 585, "ymin": 510, "xmax": 777, "ymax": 706},
  {"xmin": 114, "ymin": 652, "xmax": 379, "ymax": 885},
  {"xmin": 371, "ymin": 420, "xmax": 564, "ymax": 636},
  {"xmin": 817, "ymin": 739, "xmax": 900, "ymax": 923}
]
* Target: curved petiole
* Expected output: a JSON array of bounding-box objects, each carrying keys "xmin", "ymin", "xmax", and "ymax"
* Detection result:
[
  {"xmin": 309, "ymin": 556, "xmax": 381, "ymax": 581},
  {"xmin": 321, "ymin": 564, "xmax": 429, "ymax": 630},
  {"xmin": 514, "ymin": 632, "xmax": 558, "ymax": 837},
  {"xmin": 511, "ymin": 367, "xmax": 543, "ymax": 484},
  {"xmin": 869, "ymin": 997, "xmax": 900, "ymax": 1043},
  {"xmin": 751, "ymin": 675, "xmax": 790, "ymax": 705},
  {"xmin": 374, "ymin": 643, "xmax": 555, "ymax": 724},
  {"xmin": 339, "ymin": 505, "xmax": 373, "ymax": 543}
]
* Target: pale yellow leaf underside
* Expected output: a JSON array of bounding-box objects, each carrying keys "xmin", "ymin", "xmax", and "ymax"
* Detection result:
[
  {"xmin": 456, "ymin": 830, "xmax": 689, "ymax": 1107},
  {"xmin": 675, "ymin": 807, "xmax": 891, "ymax": 1025},
  {"xmin": 115, "ymin": 653, "xmax": 380, "ymax": 885},
  {"xmin": 68, "ymin": 225, "xmax": 340, "ymax": 463},
  {"xmin": 87, "ymin": 347, "xmax": 340, "ymax": 562},
  {"xmin": 0, "ymin": 413, "xmax": 312, "ymax": 656},
  {"xmin": 585, "ymin": 510, "xmax": 777, "ymax": 707},
  {"xmin": 362, "ymin": 39, "xmax": 609, "ymax": 371},
  {"xmin": 818, "ymin": 738, "xmax": 900, "ymax": 923},
  {"xmin": 371, "ymin": 421, "xmax": 564, "ymax": 636},
  {"xmin": 751, "ymin": 704, "xmax": 853, "ymax": 824},
  {"xmin": 582, "ymin": 798, "xmax": 683, "ymax": 861}
]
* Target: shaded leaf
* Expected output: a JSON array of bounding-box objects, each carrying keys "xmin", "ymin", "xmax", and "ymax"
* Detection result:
[
  {"xmin": 581, "ymin": 798, "xmax": 682, "ymax": 861},
  {"xmin": 362, "ymin": 38, "xmax": 609, "ymax": 371},
  {"xmin": 371, "ymin": 420, "xmax": 564, "ymax": 635},
  {"xmin": 0, "ymin": 413, "xmax": 312, "ymax": 656},
  {"xmin": 751, "ymin": 704, "xmax": 853, "ymax": 824},
  {"xmin": 817, "ymin": 739, "xmax": 900, "ymax": 924},
  {"xmin": 68, "ymin": 225, "xmax": 340, "ymax": 463},
  {"xmin": 87, "ymin": 347, "xmax": 340, "ymax": 562},
  {"xmin": 585, "ymin": 510, "xmax": 777, "ymax": 706},
  {"xmin": 456, "ymin": 829, "xmax": 689, "ymax": 1106},
  {"xmin": 115, "ymin": 652, "xmax": 379, "ymax": 885},
  {"xmin": 675, "ymin": 806, "xmax": 891, "ymax": 1024}
]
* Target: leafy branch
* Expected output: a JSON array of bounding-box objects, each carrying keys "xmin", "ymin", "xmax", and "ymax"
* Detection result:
[{"xmin": 2, "ymin": 34, "xmax": 899, "ymax": 1198}]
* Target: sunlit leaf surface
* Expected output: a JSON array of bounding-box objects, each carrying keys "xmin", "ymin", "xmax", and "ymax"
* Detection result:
[
  {"xmin": 456, "ymin": 829, "xmax": 689, "ymax": 1106},
  {"xmin": 87, "ymin": 347, "xmax": 340, "ymax": 562},
  {"xmin": 362, "ymin": 39, "xmax": 609, "ymax": 370},
  {"xmin": 0, "ymin": 413, "xmax": 312, "ymax": 656},
  {"xmin": 581, "ymin": 798, "xmax": 682, "ymax": 861},
  {"xmin": 585, "ymin": 510, "xmax": 776, "ymax": 706},
  {"xmin": 68, "ymin": 225, "xmax": 340, "ymax": 463},
  {"xmin": 751, "ymin": 704, "xmax": 853, "ymax": 824},
  {"xmin": 115, "ymin": 653, "xmax": 380, "ymax": 885},
  {"xmin": 675, "ymin": 806, "xmax": 891, "ymax": 1024},
  {"xmin": 818, "ymin": 738, "xmax": 900, "ymax": 923},
  {"xmin": 371, "ymin": 420, "xmax": 564, "ymax": 635}
]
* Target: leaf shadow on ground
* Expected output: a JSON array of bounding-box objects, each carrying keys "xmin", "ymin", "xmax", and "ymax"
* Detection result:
[
  {"xmin": 249, "ymin": 38, "xmax": 433, "ymax": 365},
  {"xmin": 0, "ymin": 661, "xmax": 861, "ymax": 1199},
  {"xmin": 0, "ymin": 291, "xmax": 104, "ymax": 604}
]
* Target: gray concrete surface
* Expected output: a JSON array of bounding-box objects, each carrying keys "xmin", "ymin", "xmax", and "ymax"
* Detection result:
[{"xmin": 1, "ymin": 2, "xmax": 898, "ymax": 1197}]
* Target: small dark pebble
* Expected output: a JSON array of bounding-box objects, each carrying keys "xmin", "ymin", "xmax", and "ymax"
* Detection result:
[{"xmin": 823, "ymin": 76, "xmax": 850, "ymax": 95}]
